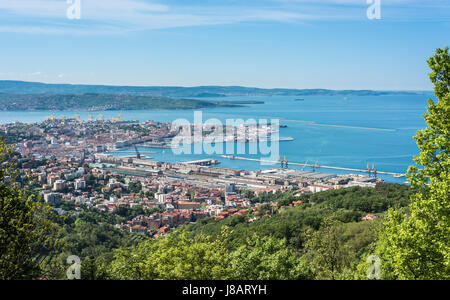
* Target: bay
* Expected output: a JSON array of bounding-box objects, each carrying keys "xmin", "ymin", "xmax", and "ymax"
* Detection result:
[{"xmin": 0, "ymin": 94, "xmax": 433, "ymax": 183}]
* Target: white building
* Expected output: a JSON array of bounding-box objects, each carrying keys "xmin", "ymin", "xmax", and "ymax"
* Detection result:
[
  {"xmin": 44, "ymin": 193, "xmax": 62, "ymax": 205},
  {"xmin": 53, "ymin": 180, "xmax": 66, "ymax": 191},
  {"xmin": 155, "ymin": 192, "xmax": 167, "ymax": 204},
  {"xmin": 75, "ymin": 179, "xmax": 86, "ymax": 190}
]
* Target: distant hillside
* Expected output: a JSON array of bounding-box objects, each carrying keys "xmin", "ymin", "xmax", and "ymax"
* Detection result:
[
  {"xmin": 0, "ymin": 93, "xmax": 242, "ymax": 111},
  {"xmin": 0, "ymin": 80, "xmax": 430, "ymax": 97}
]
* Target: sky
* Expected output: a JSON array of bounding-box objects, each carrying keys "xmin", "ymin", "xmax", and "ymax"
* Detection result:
[{"xmin": 0, "ymin": 0, "xmax": 449, "ymax": 90}]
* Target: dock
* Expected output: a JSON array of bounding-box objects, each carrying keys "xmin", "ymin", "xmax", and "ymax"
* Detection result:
[
  {"xmin": 220, "ymin": 155, "xmax": 405, "ymax": 177},
  {"xmin": 181, "ymin": 159, "xmax": 221, "ymax": 166},
  {"xmin": 108, "ymin": 150, "xmax": 157, "ymax": 154}
]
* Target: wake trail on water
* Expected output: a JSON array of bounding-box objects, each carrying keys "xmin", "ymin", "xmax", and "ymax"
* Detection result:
[
  {"xmin": 282, "ymin": 119, "xmax": 396, "ymax": 132},
  {"xmin": 201, "ymin": 112, "xmax": 396, "ymax": 132}
]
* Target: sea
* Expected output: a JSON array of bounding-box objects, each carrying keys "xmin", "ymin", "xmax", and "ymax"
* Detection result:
[{"xmin": 0, "ymin": 94, "xmax": 434, "ymax": 184}]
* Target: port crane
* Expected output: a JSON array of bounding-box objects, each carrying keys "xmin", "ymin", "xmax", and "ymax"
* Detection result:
[
  {"xmin": 134, "ymin": 146, "xmax": 141, "ymax": 160},
  {"xmin": 367, "ymin": 163, "xmax": 378, "ymax": 178},
  {"xmin": 112, "ymin": 111, "xmax": 123, "ymax": 122},
  {"xmin": 279, "ymin": 155, "xmax": 289, "ymax": 169},
  {"xmin": 302, "ymin": 160, "xmax": 309, "ymax": 171},
  {"xmin": 312, "ymin": 160, "xmax": 319, "ymax": 172}
]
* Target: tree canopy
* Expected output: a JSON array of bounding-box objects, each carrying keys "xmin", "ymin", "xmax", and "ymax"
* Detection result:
[
  {"xmin": 0, "ymin": 140, "xmax": 57, "ymax": 279},
  {"xmin": 378, "ymin": 47, "xmax": 450, "ymax": 280}
]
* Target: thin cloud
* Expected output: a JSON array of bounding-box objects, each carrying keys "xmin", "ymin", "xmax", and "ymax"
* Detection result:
[{"xmin": 0, "ymin": 0, "xmax": 448, "ymax": 34}]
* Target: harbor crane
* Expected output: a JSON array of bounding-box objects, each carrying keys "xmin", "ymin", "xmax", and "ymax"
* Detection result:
[
  {"xmin": 367, "ymin": 163, "xmax": 378, "ymax": 177},
  {"xmin": 112, "ymin": 111, "xmax": 123, "ymax": 122},
  {"xmin": 134, "ymin": 146, "xmax": 141, "ymax": 160},
  {"xmin": 279, "ymin": 155, "xmax": 288, "ymax": 169},
  {"xmin": 302, "ymin": 160, "xmax": 309, "ymax": 171},
  {"xmin": 312, "ymin": 160, "xmax": 319, "ymax": 172}
]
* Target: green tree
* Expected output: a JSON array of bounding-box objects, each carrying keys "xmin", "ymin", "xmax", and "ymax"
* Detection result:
[
  {"xmin": 378, "ymin": 47, "xmax": 450, "ymax": 280},
  {"xmin": 0, "ymin": 140, "xmax": 57, "ymax": 279},
  {"xmin": 108, "ymin": 229, "xmax": 232, "ymax": 280},
  {"xmin": 304, "ymin": 218, "xmax": 355, "ymax": 280},
  {"xmin": 230, "ymin": 234, "xmax": 312, "ymax": 280}
]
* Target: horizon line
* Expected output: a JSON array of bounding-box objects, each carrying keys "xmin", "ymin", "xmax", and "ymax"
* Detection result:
[{"xmin": 0, "ymin": 79, "xmax": 433, "ymax": 93}]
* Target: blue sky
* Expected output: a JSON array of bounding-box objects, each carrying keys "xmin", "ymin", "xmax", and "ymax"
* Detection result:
[{"xmin": 0, "ymin": 0, "xmax": 449, "ymax": 90}]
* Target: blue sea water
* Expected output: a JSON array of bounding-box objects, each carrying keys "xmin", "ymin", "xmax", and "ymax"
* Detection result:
[{"xmin": 0, "ymin": 94, "xmax": 434, "ymax": 183}]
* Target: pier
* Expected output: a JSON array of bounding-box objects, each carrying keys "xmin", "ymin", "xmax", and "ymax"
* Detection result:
[
  {"xmin": 181, "ymin": 159, "xmax": 221, "ymax": 166},
  {"xmin": 220, "ymin": 155, "xmax": 405, "ymax": 177},
  {"xmin": 108, "ymin": 151, "xmax": 157, "ymax": 154}
]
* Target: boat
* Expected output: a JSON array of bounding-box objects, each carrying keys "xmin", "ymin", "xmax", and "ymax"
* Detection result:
[{"xmin": 278, "ymin": 137, "xmax": 294, "ymax": 142}]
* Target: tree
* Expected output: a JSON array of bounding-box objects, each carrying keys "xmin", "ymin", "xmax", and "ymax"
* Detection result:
[
  {"xmin": 378, "ymin": 47, "xmax": 450, "ymax": 280},
  {"xmin": 0, "ymin": 140, "xmax": 57, "ymax": 279},
  {"xmin": 304, "ymin": 218, "xmax": 354, "ymax": 280},
  {"xmin": 230, "ymin": 234, "xmax": 312, "ymax": 280},
  {"xmin": 108, "ymin": 229, "xmax": 232, "ymax": 280}
]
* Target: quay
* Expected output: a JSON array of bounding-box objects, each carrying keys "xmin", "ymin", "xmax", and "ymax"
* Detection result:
[
  {"xmin": 220, "ymin": 155, "xmax": 405, "ymax": 177},
  {"xmin": 181, "ymin": 159, "xmax": 221, "ymax": 166},
  {"xmin": 108, "ymin": 151, "xmax": 157, "ymax": 154}
]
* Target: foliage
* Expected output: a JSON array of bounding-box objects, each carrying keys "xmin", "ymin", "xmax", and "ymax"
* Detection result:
[
  {"xmin": 59, "ymin": 219, "xmax": 136, "ymax": 259},
  {"xmin": 309, "ymin": 183, "xmax": 412, "ymax": 213},
  {"xmin": 378, "ymin": 47, "xmax": 450, "ymax": 280},
  {"xmin": 107, "ymin": 229, "xmax": 232, "ymax": 280},
  {"xmin": 0, "ymin": 93, "xmax": 240, "ymax": 111},
  {"xmin": 303, "ymin": 218, "xmax": 353, "ymax": 280},
  {"xmin": 105, "ymin": 227, "xmax": 311, "ymax": 280},
  {"xmin": 0, "ymin": 140, "xmax": 58, "ymax": 279},
  {"xmin": 230, "ymin": 234, "xmax": 312, "ymax": 280}
]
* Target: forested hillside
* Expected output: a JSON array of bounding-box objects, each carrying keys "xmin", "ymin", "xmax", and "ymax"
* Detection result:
[
  {"xmin": 0, "ymin": 93, "xmax": 240, "ymax": 111},
  {"xmin": 62, "ymin": 183, "xmax": 412, "ymax": 280}
]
